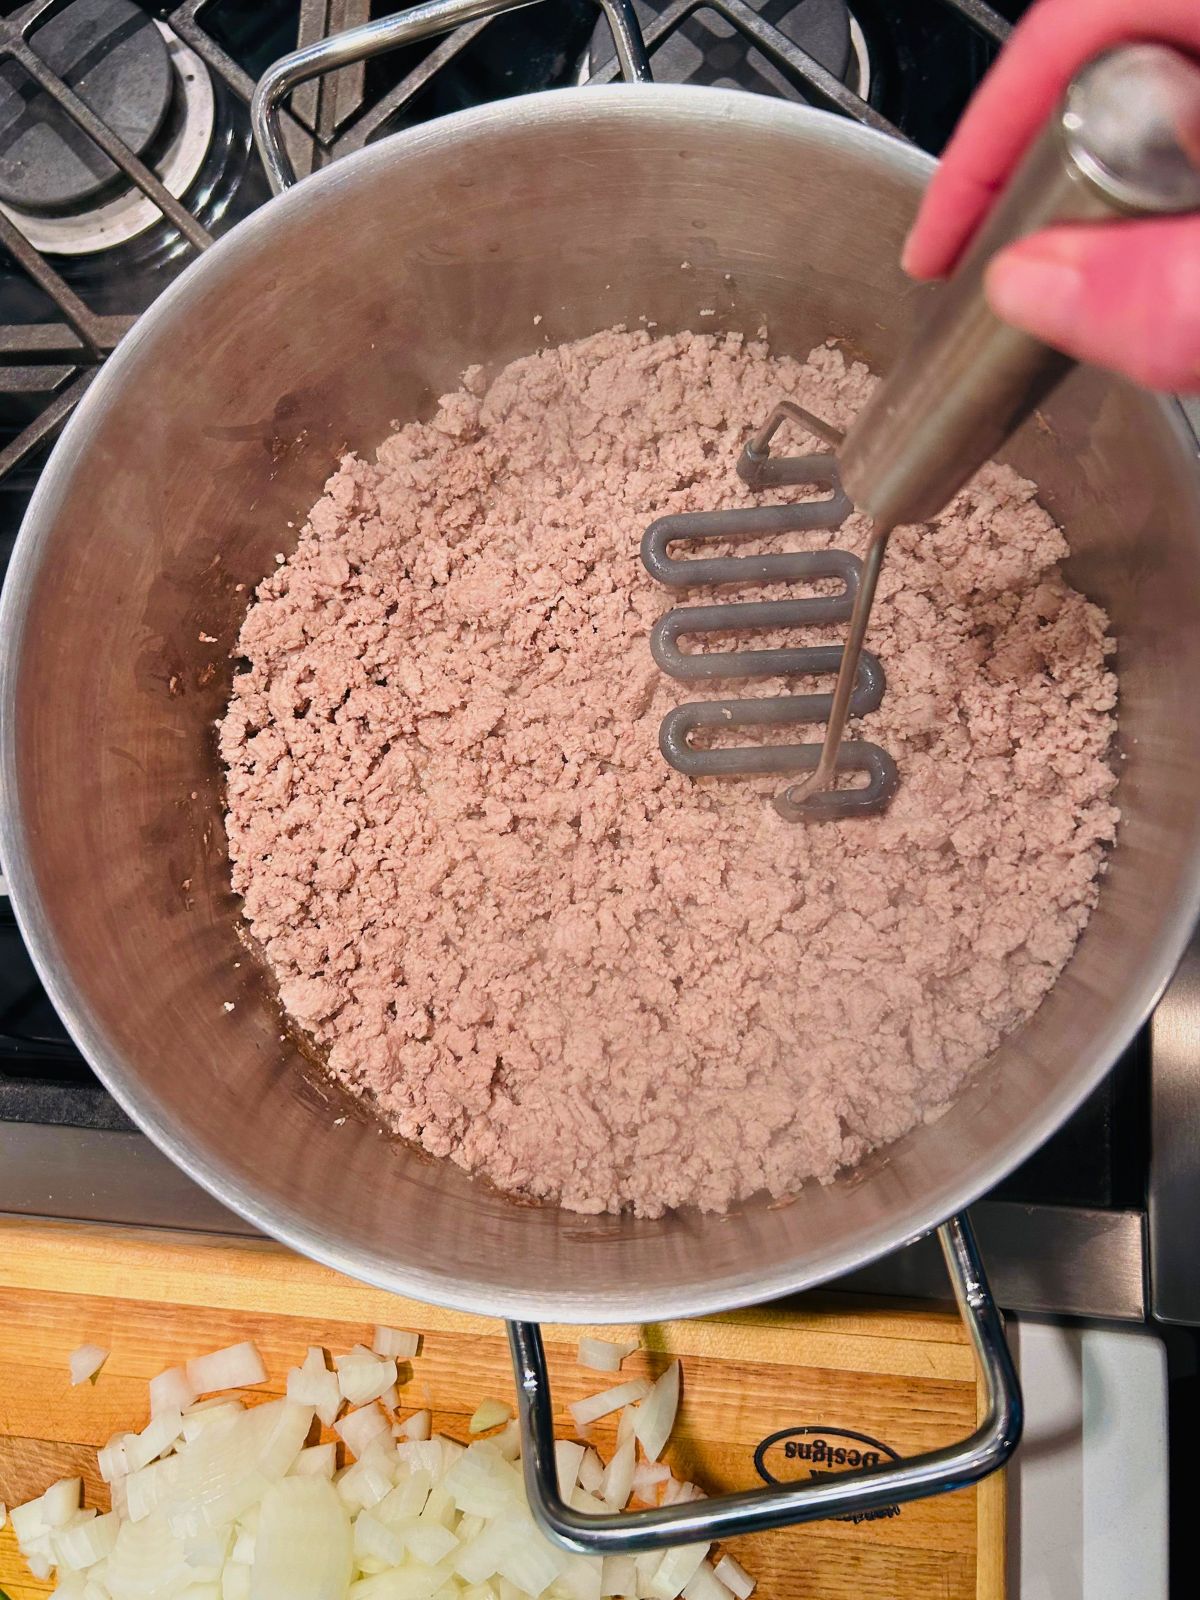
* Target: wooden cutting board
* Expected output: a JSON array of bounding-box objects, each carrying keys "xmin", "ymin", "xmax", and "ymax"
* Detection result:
[{"xmin": 0, "ymin": 1220, "xmax": 1003, "ymax": 1600}]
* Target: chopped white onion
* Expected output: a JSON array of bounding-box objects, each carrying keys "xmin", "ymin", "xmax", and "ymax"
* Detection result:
[
  {"xmin": 600, "ymin": 1437, "xmax": 636, "ymax": 1512},
  {"xmin": 570, "ymin": 1379, "xmax": 651, "ymax": 1430},
  {"xmin": 712, "ymin": 1556, "xmax": 754, "ymax": 1599},
  {"xmin": 52, "ymin": 1510, "xmax": 119, "ymax": 1572},
  {"xmin": 373, "ymin": 1327, "xmax": 421, "ymax": 1360},
  {"xmin": 631, "ymin": 1462, "xmax": 671, "ymax": 1502},
  {"xmin": 649, "ymin": 1542, "xmax": 709, "ymax": 1600},
  {"xmin": 493, "ymin": 1421, "xmax": 521, "ymax": 1463},
  {"xmin": 399, "ymin": 1409, "xmax": 432, "ymax": 1442},
  {"xmin": 126, "ymin": 1409, "xmax": 185, "ymax": 1472},
  {"xmin": 633, "ymin": 1364, "xmax": 680, "ymax": 1464},
  {"xmin": 554, "ymin": 1440, "xmax": 585, "ymax": 1495},
  {"xmin": 682, "ymin": 1561, "xmax": 734, "ymax": 1600},
  {"xmin": 68, "ymin": 1344, "xmax": 108, "ymax": 1387},
  {"xmin": 576, "ymin": 1339, "xmax": 638, "ymax": 1374},
  {"xmin": 578, "ymin": 1449, "xmax": 605, "ymax": 1494},
  {"xmin": 42, "ymin": 1479, "xmax": 83, "ymax": 1530},
  {"xmin": 468, "ymin": 1400, "xmax": 512, "ymax": 1434},
  {"xmin": 291, "ymin": 1443, "xmax": 337, "ymax": 1480},
  {"xmin": 251, "ymin": 1475, "xmax": 353, "ymax": 1600},
  {"xmin": 337, "ymin": 1404, "xmax": 391, "ymax": 1458},
  {"xmin": 602, "ymin": 1554, "xmax": 638, "ymax": 1597},
  {"xmin": 186, "ymin": 1341, "xmax": 268, "ymax": 1395},
  {"xmin": 0, "ymin": 1500, "xmax": 6, "ymax": 1531},
  {"xmin": 150, "ymin": 1365, "xmax": 197, "ymax": 1418},
  {"xmin": 97, "ymin": 1434, "xmax": 132, "ymax": 1484},
  {"xmin": 288, "ymin": 1347, "xmax": 342, "ymax": 1428},
  {"xmin": 7, "ymin": 1327, "xmax": 756, "ymax": 1600}
]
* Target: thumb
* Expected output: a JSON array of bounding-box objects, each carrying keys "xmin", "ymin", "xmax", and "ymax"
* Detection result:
[{"xmin": 983, "ymin": 216, "xmax": 1200, "ymax": 393}]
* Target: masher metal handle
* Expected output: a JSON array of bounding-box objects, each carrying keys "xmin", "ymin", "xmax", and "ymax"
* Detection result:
[{"xmin": 839, "ymin": 42, "xmax": 1200, "ymax": 529}]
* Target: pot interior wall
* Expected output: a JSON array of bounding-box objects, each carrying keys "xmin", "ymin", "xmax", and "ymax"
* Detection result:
[{"xmin": 6, "ymin": 87, "xmax": 1200, "ymax": 1320}]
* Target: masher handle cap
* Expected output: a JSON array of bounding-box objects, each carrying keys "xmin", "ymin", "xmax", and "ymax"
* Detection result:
[{"xmin": 838, "ymin": 43, "xmax": 1200, "ymax": 530}]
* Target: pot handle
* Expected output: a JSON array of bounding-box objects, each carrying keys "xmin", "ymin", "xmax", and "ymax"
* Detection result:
[
  {"xmin": 506, "ymin": 1211, "xmax": 1021, "ymax": 1552},
  {"xmin": 251, "ymin": 0, "xmax": 653, "ymax": 195}
]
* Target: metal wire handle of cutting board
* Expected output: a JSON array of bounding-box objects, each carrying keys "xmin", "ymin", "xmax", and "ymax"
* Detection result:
[
  {"xmin": 252, "ymin": 17, "xmax": 1199, "ymax": 1553},
  {"xmin": 647, "ymin": 41, "xmax": 1200, "ymax": 822}
]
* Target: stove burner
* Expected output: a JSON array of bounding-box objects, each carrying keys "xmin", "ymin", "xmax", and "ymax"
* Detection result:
[
  {"xmin": 584, "ymin": 0, "xmax": 853, "ymax": 97},
  {"xmin": 0, "ymin": 0, "xmax": 173, "ymax": 211},
  {"xmin": 0, "ymin": 21, "xmax": 217, "ymax": 258}
]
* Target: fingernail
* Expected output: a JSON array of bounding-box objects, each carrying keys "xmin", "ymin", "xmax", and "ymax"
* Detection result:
[
  {"xmin": 984, "ymin": 250, "xmax": 1084, "ymax": 340},
  {"xmin": 900, "ymin": 231, "xmax": 921, "ymax": 277}
]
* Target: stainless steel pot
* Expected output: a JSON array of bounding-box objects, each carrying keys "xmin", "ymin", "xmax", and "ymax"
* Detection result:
[{"xmin": 4, "ymin": 0, "xmax": 1200, "ymax": 1549}]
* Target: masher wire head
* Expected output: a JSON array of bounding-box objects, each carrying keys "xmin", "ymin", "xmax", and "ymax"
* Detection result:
[{"xmin": 640, "ymin": 400, "xmax": 898, "ymax": 822}]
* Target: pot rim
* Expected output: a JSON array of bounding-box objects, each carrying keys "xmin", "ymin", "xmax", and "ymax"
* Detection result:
[{"xmin": 4, "ymin": 84, "xmax": 1199, "ymax": 1323}]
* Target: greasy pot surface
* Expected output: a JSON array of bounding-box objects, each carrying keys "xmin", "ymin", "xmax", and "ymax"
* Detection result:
[{"xmin": 3, "ymin": 87, "xmax": 1200, "ymax": 1323}]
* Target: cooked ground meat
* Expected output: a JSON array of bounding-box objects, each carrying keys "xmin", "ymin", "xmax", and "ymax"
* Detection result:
[{"xmin": 219, "ymin": 330, "xmax": 1119, "ymax": 1217}]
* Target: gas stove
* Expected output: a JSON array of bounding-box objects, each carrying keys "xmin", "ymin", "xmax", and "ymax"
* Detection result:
[{"xmin": 0, "ymin": 0, "xmax": 1197, "ymax": 1331}]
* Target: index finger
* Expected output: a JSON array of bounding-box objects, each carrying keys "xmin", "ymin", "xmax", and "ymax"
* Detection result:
[{"xmin": 901, "ymin": 0, "xmax": 1200, "ymax": 279}]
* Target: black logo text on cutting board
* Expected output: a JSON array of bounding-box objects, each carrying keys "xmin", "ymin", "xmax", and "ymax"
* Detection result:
[{"xmin": 753, "ymin": 1427, "xmax": 903, "ymax": 1524}]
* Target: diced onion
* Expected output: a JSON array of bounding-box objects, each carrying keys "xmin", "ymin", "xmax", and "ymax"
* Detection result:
[
  {"xmin": 468, "ymin": 1400, "xmax": 512, "ymax": 1434},
  {"xmin": 126, "ymin": 1409, "xmax": 185, "ymax": 1472},
  {"xmin": 554, "ymin": 1440, "xmax": 584, "ymax": 1494},
  {"xmin": 631, "ymin": 1462, "xmax": 670, "ymax": 1502},
  {"xmin": 337, "ymin": 1404, "xmax": 391, "ymax": 1458},
  {"xmin": 373, "ymin": 1327, "xmax": 421, "ymax": 1360},
  {"xmin": 0, "ymin": 1501, "xmax": 6, "ymax": 1531},
  {"xmin": 649, "ymin": 1542, "xmax": 709, "ymax": 1600},
  {"xmin": 602, "ymin": 1554, "xmax": 638, "ymax": 1597},
  {"xmin": 570, "ymin": 1379, "xmax": 651, "ymax": 1429},
  {"xmin": 68, "ymin": 1345, "xmax": 108, "ymax": 1387},
  {"xmin": 600, "ymin": 1438, "xmax": 636, "ymax": 1512},
  {"xmin": 52, "ymin": 1509, "xmax": 119, "ymax": 1572},
  {"xmin": 682, "ymin": 1561, "xmax": 734, "ymax": 1600},
  {"xmin": 251, "ymin": 1475, "xmax": 353, "ymax": 1600},
  {"xmin": 291, "ymin": 1443, "xmax": 337, "ymax": 1480},
  {"xmin": 578, "ymin": 1449, "xmax": 605, "ymax": 1494},
  {"xmin": 399, "ymin": 1409, "xmax": 432, "ymax": 1442},
  {"xmin": 576, "ymin": 1339, "xmax": 638, "ymax": 1374},
  {"xmin": 186, "ymin": 1341, "xmax": 268, "ymax": 1395},
  {"xmin": 633, "ymin": 1364, "xmax": 680, "ymax": 1463},
  {"xmin": 8, "ymin": 1325, "xmax": 755, "ymax": 1600},
  {"xmin": 150, "ymin": 1365, "xmax": 197, "ymax": 1418},
  {"xmin": 713, "ymin": 1555, "xmax": 755, "ymax": 1599},
  {"xmin": 337, "ymin": 1350, "xmax": 398, "ymax": 1407}
]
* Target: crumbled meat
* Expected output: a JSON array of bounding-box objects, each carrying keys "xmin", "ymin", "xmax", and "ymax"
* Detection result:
[{"xmin": 219, "ymin": 330, "xmax": 1119, "ymax": 1218}]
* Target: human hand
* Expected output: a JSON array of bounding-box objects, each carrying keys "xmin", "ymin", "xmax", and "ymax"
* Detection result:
[{"xmin": 901, "ymin": 0, "xmax": 1200, "ymax": 393}]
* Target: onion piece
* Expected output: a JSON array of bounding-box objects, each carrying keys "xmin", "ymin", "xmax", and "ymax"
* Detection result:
[
  {"xmin": 338, "ymin": 1350, "xmax": 399, "ymax": 1407},
  {"xmin": 97, "ymin": 1434, "xmax": 132, "ymax": 1485},
  {"xmin": 399, "ymin": 1409, "xmax": 432, "ymax": 1442},
  {"xmin": 41, "ymin": 1479, "xmax": 83, "ymax": 1530},
  {"xmin": 68, "ymin": 1345, "xmax": 108, "ymax": 1387},
  {"xmin": 291, "ymin": 1443, "xmax": 337, "ymax": 1480},
  {"xmin": 554, "ymin": 1440, "xmax": 585, "ymax": 1494},
  {"xmin": 600, "ymin": 1437, "xmax": 636, "ymax": 1512},
  {"xmin": 682, "ymin": 1561, "xmax": 734, "ymax": 1600},
  {"xmin": 126, "ymin": 1409, "xmax": 185, "ymax": 1472},
  {"xmin": 577, "ymin": 1449, "xmax": 605, "ymax": 1494},
  {"xmin": 633, "ymin": 1364, "xmax": 680, "ymax": 1463},
  {"xmin": 570, "ymin": 1379, "xmax": 652, "ymax": 1430},
  {"xmin": 150, "ymin": 1365, "xmax": 197, "ymax": 1418},
  {"xmin": 0, "ymin": 1500, "xmax": 6, "ymax": 1531},
  {"xmin": 337, "ymin": 1404, "xmax": 391, "ymax": 1459},
  {"xmin": 288, "ymin": 1348, "xmax": 342, "ymax": 1428},
  {"xmin": 602, "ymin": 1554, "xmax": 638, "ymax": 1597},
  {"xmin": 250, "ymin": 1475, "xmax": 353, "ymax": 1600},
  {"xmin": 631, "ymin": 1462, "xmax": 670, "ymax": 1502},
  {"xmin": 649, "ymin": 1542, "xmax": 709, "ymax": 1600},
  {"xmin": 576, "ymin": 1339, "xmax": 638, "ymax": 1375},
  {"xmin": 712, "ymin": 1556, "xmax": 754, "ymax": 1599},
  {"xmin": 373, "ymin": 1327, "xmax": 421, "ymax": 1360},
  {"xmin": 468, "ymin": 1400, "xmax": 512, "ymax": 1434},
  {"xmin": 186, "ymin": 1341, "xmax": 268, "ymax": 1395},
  {"xmin": 183, "ymin": 1401, "xmax": 245, "ymax": 1444},
  {"xmin": 493, "ymin": 1420, "xmax": 521, "ymax": 1463},
  {"xmin": 616, "ymin": 1407, "xmax": 638, "ymax": 1450},
  {"xmin": 52, "ymin": 1510, "xmax": 119, "ymax": 1572}
]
